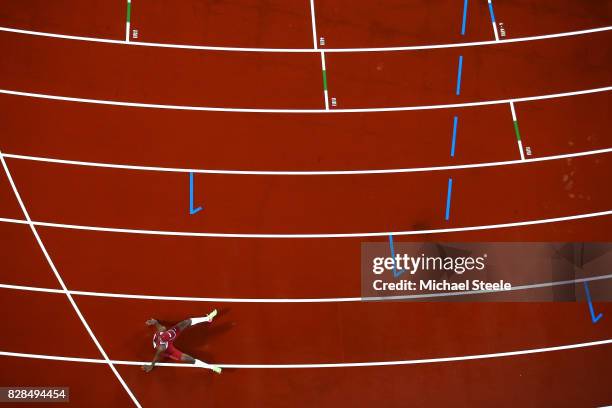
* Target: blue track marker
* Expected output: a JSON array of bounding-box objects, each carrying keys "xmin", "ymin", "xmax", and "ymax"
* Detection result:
[
  {"xmin": 487, "ymin": 0, "xmax": 500, "ymax": 41},
  {"xmin": 455, "ymin": 56, "xmax": 463, "ymax": 96},
  {"xmin": 450, "ymin": 116, "xmax": 459, "ymax": 157},
  {"xmin": 189, "ymin": 172, "xmax": 203, "ymax": 215},
  {"xmin": 461, "ymin": 0, "xmax": 468, "ymax": 35},
  {"xmin": 583, "ymin": 281, "xmax": 603, "ymax": 323},
  {"xmin": 445, "ymin": 178, "xmax": 453, "ymax": 221},
  {"xmin": 488, "ymin": 1, "xmax": 496, "ymax": 24},
  {"xmin": 388, "ymin": 235, "xmax": 405, "ymax": 278}
]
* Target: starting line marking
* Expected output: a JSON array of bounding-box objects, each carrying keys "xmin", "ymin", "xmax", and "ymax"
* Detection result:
[
  {"xmin": 0, "ymin": 209, "xmax": 611, "ymax": 238},
  {"xmin": 0, "ymin": 338, "xmax": 610, "ymax": 368}
]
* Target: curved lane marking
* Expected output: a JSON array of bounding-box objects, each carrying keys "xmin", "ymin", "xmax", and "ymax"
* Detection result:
[
  {"xmin": 0, "ymin": 210, "xmax": 611, "ymax": 238},
  {"xmin": 0, "ymin": 86, "xmax": 611, "ymax": 113},
  {"xmin": 0, "ymin": 339, "xmax": 610, "ymax": 368},
  {"xmin": 0, "ymin": 273, "xmax": 610, "ymax": 303},
  {"xmin": 0, "ymin": 25, "xmax": 610, "ymax": 53},
  {"xmin": 3, "ymin": 148, "xmax": 611, "ymax": 175}
]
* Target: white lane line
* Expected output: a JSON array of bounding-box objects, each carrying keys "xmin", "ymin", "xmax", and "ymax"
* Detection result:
[
  {"xmin": 0, "ymin": 86, "xmax": 610, "ymax": 113},
  {"xmin": 0, "ymin": 151, "xmax": 142, "ymax": 407},
  {"xmin": 492, "ymin": 24, "xmax": 499, "ymax": 41},
  {"xmin": 0, "ymin": 210, "xmax": 611, "ymax": 238},
  {"xmin": 308, "ymin": 0, "xmax": 319, "ymax": 50},
  {"xmin": 0, "ymin": 25, "xmax": 609, "ymax": 53},
  {"xmin": 0, "ymin": 273, "xmax": 610, "ymax": 303},
  {"xmin": 2, "ymin": 147, "xmax": 612, "ymax": 175},
  {"xmin": 1, "ymin": 339, "xmax": 611, "ymax": 368},
  {"xmin": 517, "ymin": 140, "xmax": 526, "ymax": 161}
]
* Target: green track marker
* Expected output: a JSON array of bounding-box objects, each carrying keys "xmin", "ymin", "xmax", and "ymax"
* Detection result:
[
  {"xmin": 322, "ymin": 70, "xmax": 328, "ymax": 91},
  {"xmin": 513, "ymin": 121, "xmax": 522, "ymax": 141},
  {"xmin": 125, "ymin": 0, "xmax": 132, "ymax": 42}
]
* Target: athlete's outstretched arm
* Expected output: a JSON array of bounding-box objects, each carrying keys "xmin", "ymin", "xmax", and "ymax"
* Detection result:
[
  {"xmin": 142, "ymin": 347, "xmax": 165, "ymax": 373},
  {"xmin": 145, "ymin": 318, "xmax": 166, "ymax": 332}
]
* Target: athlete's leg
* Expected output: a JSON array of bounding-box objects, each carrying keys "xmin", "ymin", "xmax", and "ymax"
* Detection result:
[
  {"xmin": 181, "ymin": 353, "xmax": 222, "ymax": 374},
  {"xmin": 180, "ymin": 353, "xmax": 196, "ymax": 364},
  {"xmin": 175, "ymin": 319, "xmax": 191, "ymax": 331},
  {"xmin": 174, "ymin": 309, "xmax": 216, "ymax": 332},
  {"xmin": 189, "ymin": 309, "xmax": 218, "ymax": 326},
  {"xmin": 169, "ymin": 311, "xmax": 216, "ymax": 343}
]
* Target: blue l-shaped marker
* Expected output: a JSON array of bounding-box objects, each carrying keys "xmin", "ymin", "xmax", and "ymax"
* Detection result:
[
  {"xmin": 388, "ymin": 235, "xmax": 406, "ymax": 278},
  {"xmin": 583, "ymin": 281, "xmax": 603, "ymax": 323},
  {"xmin": 189, "ymin": 172, "xmax": 203, "ymax": 215}
]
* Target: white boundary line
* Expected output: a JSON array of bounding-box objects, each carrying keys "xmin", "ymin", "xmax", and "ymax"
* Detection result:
[
  {"xmin": 3, "ymin": 147, "xmax": 611, "ymax": 175},
  {"xmin": 0, "ymin": 210, "xmax": 611, "ymax": 238},
  {"xmin": 1, "ymin": 339, "xmax": 611, "ymax": 368},
  {"xmin": 0, "ymin": 273, "xmax": 610, "ymax": 303},
  {"xmin": 308, "ymin": 0, "xmax": 319, "ymax": 50},
  {"xmin": 0, "ymin": 86, "xmax": 610, "ymax": 113},
  {"xmin": 0, "ymin": 25, "xmax": 609, "ymax": 53},
  {"xmin": 517, "ymin": 140, "xmax": 526, "ymax": 161},
  {"xmin": 509, "ymin": 100, "xmax": 517, "ymax": 121},
  {"xmin": 0, "ymin": 151, "xmax": 142, "ymax": 407}
]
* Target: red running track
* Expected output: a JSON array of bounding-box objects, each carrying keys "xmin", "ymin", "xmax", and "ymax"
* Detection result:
[
  {"xmin": 1, "ymin": 286, "xmax": 610, "ymax": 406},
  {"xmin": 0, "ymin": 29, "xmax": 610, "ymax": 109},
  {"xmin": 0, "ymin": 2, "xmax": 611, "ymax": 407},
  {"xmin": 1, "ymin": 153, "xmax": 610, "ymax": 234},
  {"xmin": 1, "ymin": 0, "xmax": 611, "ymax": 48},
  {"xmin": 3, "ymin": 217, "xmax": 612, "ymax": 299},
  {"xmin": 0, "ymin": 91, "xmax": 611, "ymax": 172},
  {"xmin": 1, "ymin": 345, "xmax": 611, "ymax": 407}
]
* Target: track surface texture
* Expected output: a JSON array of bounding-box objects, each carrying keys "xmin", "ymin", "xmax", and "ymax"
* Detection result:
[{"xmin": 0, "ymin": 1, "xmax": 611, "ymax": 407}]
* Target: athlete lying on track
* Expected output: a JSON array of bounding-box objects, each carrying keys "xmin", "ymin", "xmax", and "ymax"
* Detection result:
[{"xmin": 142, "ymin": 309, "xmax": 222, "ymax": 374}]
